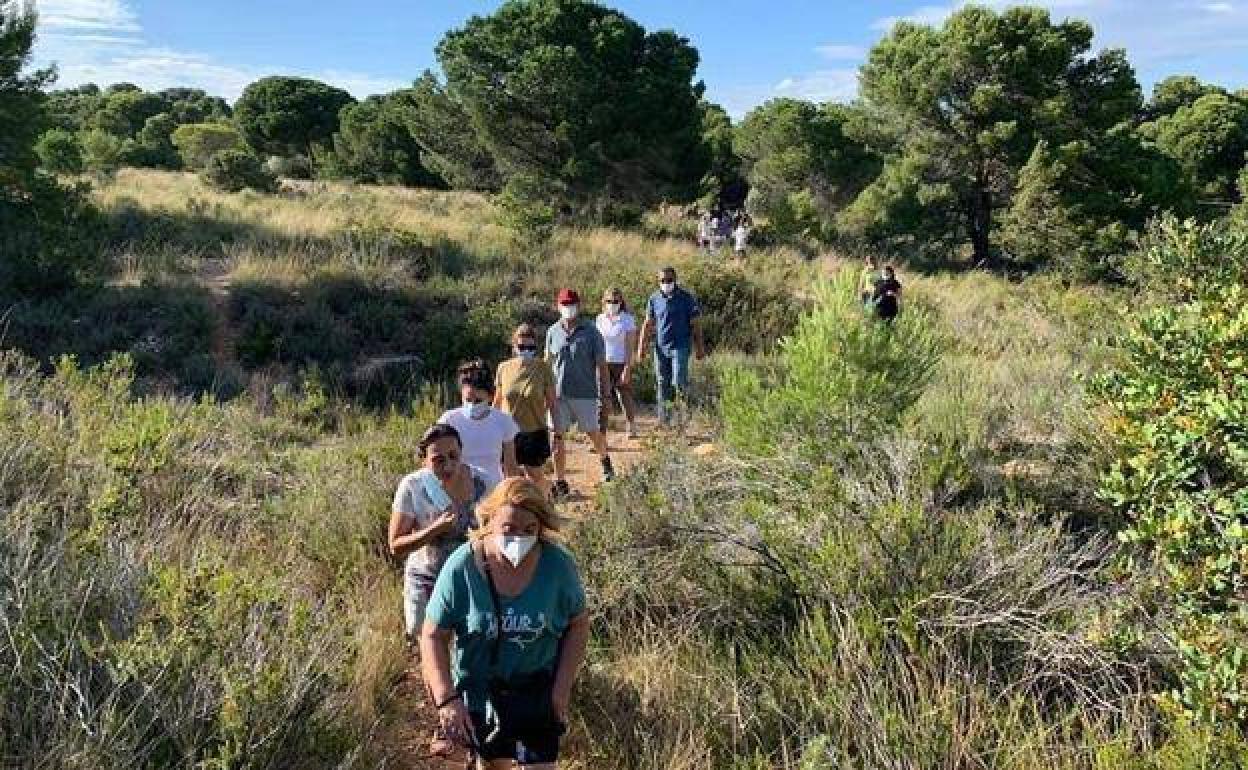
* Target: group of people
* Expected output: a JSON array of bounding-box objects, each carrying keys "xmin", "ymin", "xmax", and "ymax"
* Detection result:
[
  {"xmin": 386, "ymin": 266, "xmax": 706, "ymax": 768},
  {"xmin": 697, "ymin": 208, "xmax": 752, "ymax": 257},
  {"xmin": 859, "ymin": 256, "xmax": 903, "ymax": 322}
]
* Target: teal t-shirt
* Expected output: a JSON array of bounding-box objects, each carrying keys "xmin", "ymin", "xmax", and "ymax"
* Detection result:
[{"xmin": 426, "ymin": 541, "xmax": 586, "ymax": 713}]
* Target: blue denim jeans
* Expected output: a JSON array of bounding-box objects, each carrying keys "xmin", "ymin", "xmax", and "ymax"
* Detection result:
[{"xmin": 654, "ymin": 346, "xmax": 692, "ymax": 423}]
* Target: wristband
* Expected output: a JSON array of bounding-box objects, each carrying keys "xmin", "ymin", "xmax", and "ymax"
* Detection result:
[{"xmin": 435, "ymin": 692, "xmax": 462, "ymax": 709}]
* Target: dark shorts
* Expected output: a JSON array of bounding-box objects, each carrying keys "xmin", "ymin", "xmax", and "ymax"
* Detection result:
[
  {"xmin": 470, "ymin": 712, "xmax": 563, "ymax": 764},
  {"xmin": 513, "ymin": 429, "xmax": 552, "ymax": 468}
]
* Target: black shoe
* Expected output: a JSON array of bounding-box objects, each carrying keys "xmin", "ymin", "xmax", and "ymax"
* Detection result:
[
  {"xmin": 552, "ymin": 479, "xmax": 571, "ymax": 500},
  {"xmin": 601, "ymin": 457, "xmax": 615, "ymax": 482}
]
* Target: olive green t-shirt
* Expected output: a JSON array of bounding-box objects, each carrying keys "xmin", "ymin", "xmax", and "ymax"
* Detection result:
[{"xmin": 495, "ymin": 357, "xmax": 554, "ymax": 433}]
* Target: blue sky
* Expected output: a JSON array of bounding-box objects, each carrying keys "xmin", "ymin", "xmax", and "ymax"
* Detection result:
[{"xmin": 30, "ymin": 0, "xmax": 1248, "ymax": 118}]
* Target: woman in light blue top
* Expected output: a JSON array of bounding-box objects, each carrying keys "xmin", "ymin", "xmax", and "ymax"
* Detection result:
[{"xmin": 421, "ymin": 477, "xmax": 589, "ymax": 768}]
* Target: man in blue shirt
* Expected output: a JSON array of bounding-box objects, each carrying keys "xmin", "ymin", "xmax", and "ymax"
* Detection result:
[{"xmin": 637, "ymin": 267, "xmax": 706, "ymax": 427}]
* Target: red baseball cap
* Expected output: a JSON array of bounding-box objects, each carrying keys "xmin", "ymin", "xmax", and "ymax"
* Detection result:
[{"xmin": 556, "ymin": 288, "xmax": 580, "ymax": 305}]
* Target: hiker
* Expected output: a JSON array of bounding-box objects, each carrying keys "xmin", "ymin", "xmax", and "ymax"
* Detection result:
[
  {"xmin": 696, "ymin": 211, "xmax": 713, "ymax": 251},
  {"xmin": 438, "ymin": 360, "xmax": 520, "ymax": 492},
  {"xmin": 732, "ymin": 218, "xmax": 750, "ymax": 258},
  {"xmin": 872, "ymin": 265, "xmax": 903, "ymax": 323},
  {"xmin": 708, "ymin": 211, "xmax": 725, "ymax": 252},
  {"xmin": 546, "ymin": 288, "xmax": 614, "ymax": 497},
  {"xmin": 596, "ymin": 287, "xmax": 640, "ymax": 439},
  {"xmin": 388, "ymin": 423, "xmax": 489, "ymax": 642},
  {"xmin": 421, "ymin": 477, "xmax": 590, "ymax": 769},
  {"xmin": 494, "ymin": 323, "xmax": 557, "ymax": 496},
  {"xmin": 718, "ymin": 210, "xmax": 734, "ymax": 249},
  {"xmin": 637, "ymin": 267, "xmax": 705, "ymax": 428},
  {"xmin": 859, "ymin": 256, "xmax": 882, "ymax": 307}
]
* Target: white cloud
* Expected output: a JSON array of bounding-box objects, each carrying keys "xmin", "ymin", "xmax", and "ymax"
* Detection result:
[
  {"xmin": 815, "ymin": 43, "xmax": 867, "ymax": 60},
  {"xmin": 773, "ymin": 69, "xmax": 859, "ymax": 103},
  {"xmin": 36, "ymin": 0, "xmax": 138, "ymax": 32},
  {"xmin": 871, "ymin": 4, "xmax": 959, "ymax": 31},
  {"xmin": 31, "ymin": 0, "xmax": 404, "ymax": 101},
  {"xmin": 1202, "ymin": 2, "xmax": 1234, "ymax": 12}
]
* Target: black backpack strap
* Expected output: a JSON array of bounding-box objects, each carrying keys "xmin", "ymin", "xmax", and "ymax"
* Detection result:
[{"xmin": 481, "ymin": 544, "xmax": 505, "ymax": 669}]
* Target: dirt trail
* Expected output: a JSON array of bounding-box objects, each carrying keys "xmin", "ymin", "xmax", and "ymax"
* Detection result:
[{"xmin": 375, "ymin": 416, "xmax": 658, "ymax": 769}]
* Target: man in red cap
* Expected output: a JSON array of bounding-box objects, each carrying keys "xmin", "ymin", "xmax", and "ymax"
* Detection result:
[{"xmin": 545, "ymin": 288, "xmax": 614, "ymax": 497}]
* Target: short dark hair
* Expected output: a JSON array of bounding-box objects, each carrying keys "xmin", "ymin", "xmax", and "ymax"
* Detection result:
[
  {"xmin": 456, "ymin": 359, "xmax": 492, "ymax": 391},
  {"xmin": 660, "ymin": 266, "xmax": 677, "ymax": 278},
  {"xmin": 419, "ymin": 423, "xmax": 462, "ymax": 457}
]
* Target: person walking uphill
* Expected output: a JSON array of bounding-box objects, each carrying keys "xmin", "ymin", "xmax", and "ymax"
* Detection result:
[
  {"xmin": 421, "ymin": 477, "xmax": 590, "ymax": 769},
  {"xmin": 637, "ymin": 267, "xmax": 705, "ymax": 428},
  {"xmin": 546, "ymin": 288, "xmax": 614, "ymax": 498}
]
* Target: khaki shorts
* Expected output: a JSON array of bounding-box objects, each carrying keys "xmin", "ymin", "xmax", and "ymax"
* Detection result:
[{"xmin": 550, "ymin": 397, "xmax": 599, "ymax": 434}]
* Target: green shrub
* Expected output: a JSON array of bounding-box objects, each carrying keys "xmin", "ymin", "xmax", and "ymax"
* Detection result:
[
  {"xmin": 200, "ymin": 149, "xmax": 278, "ymax": 193},
  {"xmin": 720, "ymin": 271, "xmax": 942, "ymax": 456},
  {"xmin": 34, "ymin": 128, "xmax": 85, "ymax": 173},
  {"xmin": 0, "ymin": 174, "xmax": 101, "ymax": 297},
  {"xmin": 80, "ymin": 128, "xmax": 125, "ymax": 172},
  {"xmin": 1095, "ymin": 216, "xmax": 1248, "ymax": 725}
]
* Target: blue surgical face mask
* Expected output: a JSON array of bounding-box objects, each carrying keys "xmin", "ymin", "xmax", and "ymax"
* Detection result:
[{"xmin": 462, "ymin": 401, "xmax": 490, "ymax": 419}]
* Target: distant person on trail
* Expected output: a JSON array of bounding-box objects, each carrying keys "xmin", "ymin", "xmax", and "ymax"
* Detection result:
[
  {"xmin": 717, "ymin": 210, "xmax": 734, "ymax": 250},
  {"xmin": 421, "ymin": 477, "xmax": 589, "ymax": 769},
  {"xmin": 596, "ymin": 287, "xmax": 640, "ymax": 439},
  {"xmin": 438, "ymin": 361, "xmax": 520, "ymax": 493},
  {"xmin": 388, "ymin": 423, "xmax": 489, "ymax": 641},
  {"xmin": 637, "ymin": 267, "xmax": 706, "ymax": 428},
  {"xmin": 708, "ymin": 211, "xmax": 725, "ymax": 252},
  {"xmin": 495, "ymin": 324, "xmax": 557, "ymax": 497},
  {"xmin": 697, "ymin": 211, "xmax": 713, "ymax": 251},
  {"xmin": 860, "ymin": 256, "xmax": 883, "ymax": 307},
  {"xmin": 546, "ymin": 288, "xmax": 614, "ymax": 497},
  {"xmin": 732, "ymin": 219, "xmax": 750, "ymax": 257},
  {"xmin": 872, "ymin": 265, "xmax": 903, "ymax": 323}
]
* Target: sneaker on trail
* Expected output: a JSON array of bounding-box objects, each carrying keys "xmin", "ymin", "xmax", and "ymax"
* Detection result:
[
  {"xmin": 552, "ymin": 479, "xmax": 571, "ymax": 500},
  {"xmin": 601, "ymin": 457, "xmax": 615, "ymax": 482}
]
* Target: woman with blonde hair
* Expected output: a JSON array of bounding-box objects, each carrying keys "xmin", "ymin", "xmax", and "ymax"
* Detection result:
[{"xmin": 421, "ymin": 477, "xmax": 589, "ymax": 768}]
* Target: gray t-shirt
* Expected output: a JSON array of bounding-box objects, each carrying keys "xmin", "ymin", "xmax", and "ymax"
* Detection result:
[
  {"xmin": 392, "ymin": 467, "xmax": 487, "ymax": 583},
  {"xmin": 545, "ymin": 318, "xmax": 605, "ymax": 400}
]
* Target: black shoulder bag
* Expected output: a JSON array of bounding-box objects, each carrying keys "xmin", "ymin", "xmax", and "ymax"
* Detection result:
[{"xmin": 481, "ymin": 549, "xmax": 562, "ymax": 740}]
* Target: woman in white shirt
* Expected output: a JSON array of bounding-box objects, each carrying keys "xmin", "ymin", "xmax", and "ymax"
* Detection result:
[
  {"xmin": 437, "ymin": 361, "xmax": 520, "ymax": 492},
  {"xmin": 595, "ymin": 287, "xmax": 639, "ymax": 438}
]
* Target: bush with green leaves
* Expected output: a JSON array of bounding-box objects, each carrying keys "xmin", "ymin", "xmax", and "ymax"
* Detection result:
[
  {"xmin": 171, "ymin": 122, "xmax": 246, "ymax": 169},
  {"xmin": 1095, "ymin": 215, "xmax": 1248, "ymax": 725},
  {"xmin": 34, "ymin": 128, "xmax": 85, "ymax": 173},
  {"xmin": 720, "ymin": 271, "xmax": 942, "ymax": 456},
  {"xmin": 200, "ymin": 149, "xmax": 278, "ymax": 193}
]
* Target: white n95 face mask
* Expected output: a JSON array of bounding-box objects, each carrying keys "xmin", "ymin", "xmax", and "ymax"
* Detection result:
[
  {"xmin": 497, "ymin": 534, "xmax": 538, "ymax": 567},
  {"xmin": 559, "ymin": 305, "xmax": 579, "ymax": 320},
  {"xmin": 660, "ymin": 282, "xmax": 676, "ymax": 295}
]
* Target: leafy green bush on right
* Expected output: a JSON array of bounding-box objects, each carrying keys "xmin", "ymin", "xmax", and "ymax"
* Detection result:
[{"xmin": 1094, "ymin": 215, "xmax": 1248, "ymax": 725}]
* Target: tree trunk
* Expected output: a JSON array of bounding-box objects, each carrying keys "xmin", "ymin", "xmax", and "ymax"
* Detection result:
[{"xmin": 968, "ymin": 163, "xmax": 995, "ymax": 267}]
